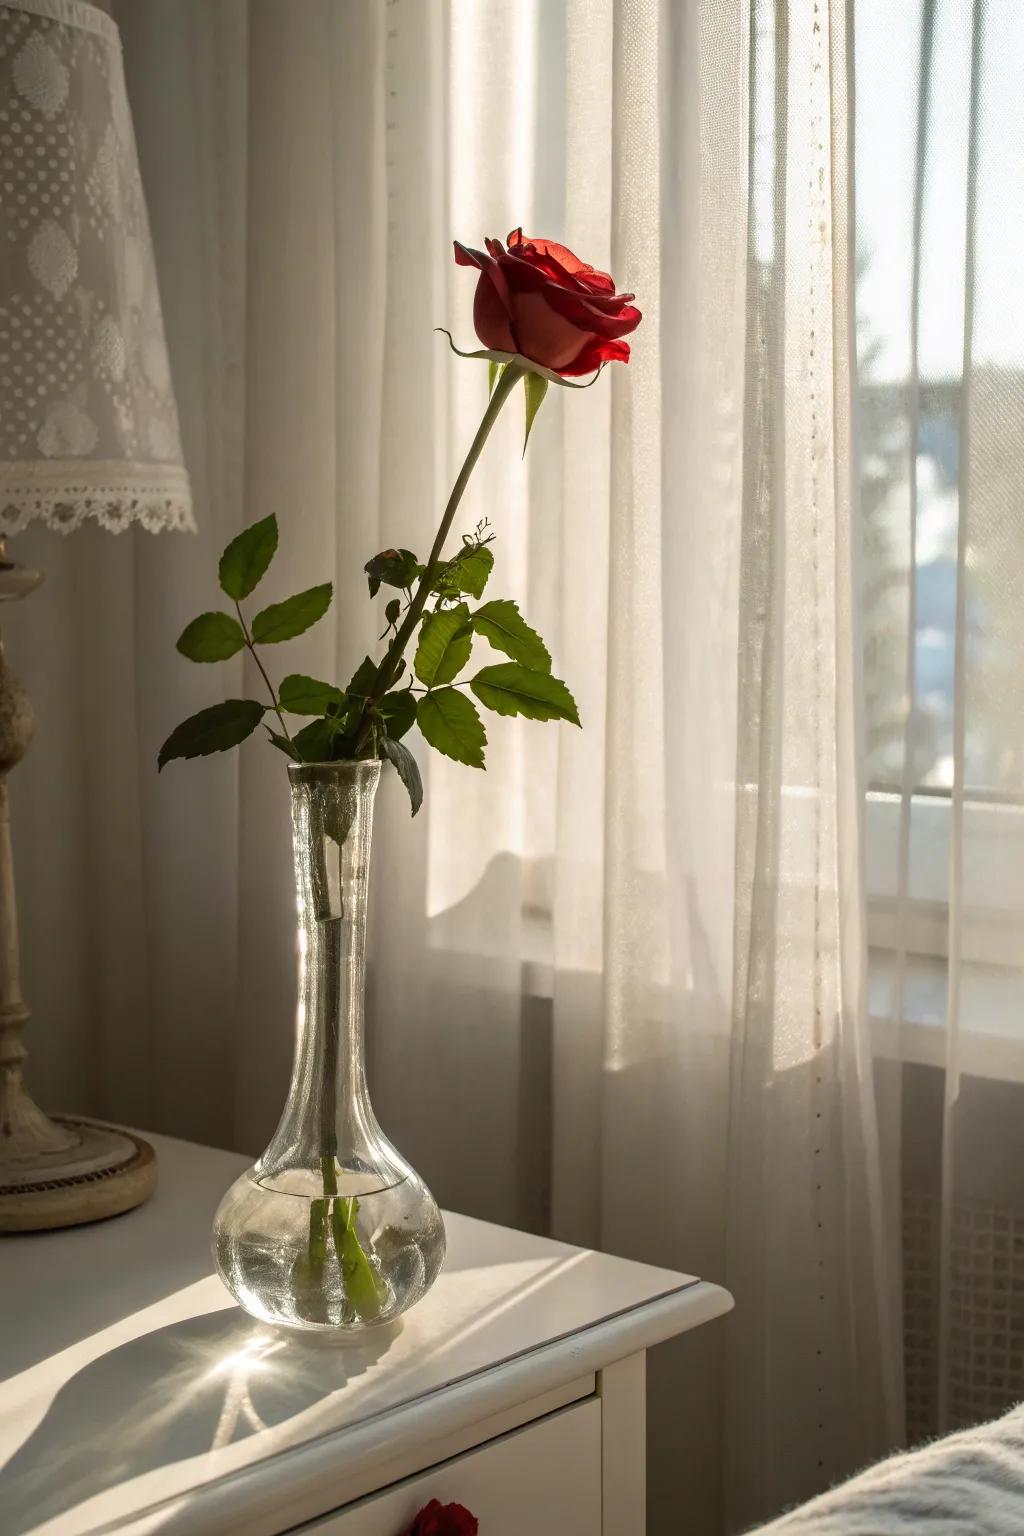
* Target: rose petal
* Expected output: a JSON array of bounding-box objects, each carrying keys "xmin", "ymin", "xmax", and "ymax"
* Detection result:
[
  {"xmin": 568, "ymin": 287, "xmax": 636, "ymax": 313},
  {"xmin": 542, "ymin": 282, "xmax": 643, "ymax": 340},
  {"xmin": 454, "ymin": 242, "xmax": 518, "ymax": 350},
  {"xmin": 558, "ymin": 335, "xmax": 631, "ymax": 375},
  {"xmin": 454, "ymin": 241, "xmax": 488, "ymax": 269},
  {"xmin": 473, "ymin": 271, "xmax": 517, "ymax": 352},
  {"xmin": 402, "ymin": 1499, "xmax": 478, "ymax": 1536},
  {"xmin": 506, "ymin": 237, "xmax": 586, "ymax": 290},
  {"xmin": 508, "ymin": 230, "xmax": 616, "ymax": 293},
  {"xmin": 506, "ymin": 232, "xmax": 615, "ymax": 298},
  {"xmin": 507, "ymin": 289, "xmax": 590, "ymax": 371},
  {"xmin": 493, "ymin": 251, "xmax": 550, "ymax": 294}
]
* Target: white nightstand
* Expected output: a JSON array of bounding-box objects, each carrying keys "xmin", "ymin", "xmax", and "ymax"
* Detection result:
[{"xmin": 0, "ymin": 1133, "xmax": 732, "ymax": 1536}]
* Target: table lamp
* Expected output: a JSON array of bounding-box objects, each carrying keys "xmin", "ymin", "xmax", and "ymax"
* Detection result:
[{"xmin": 0, "ymin": 0, "xmax": 193, "ymax": 1228}]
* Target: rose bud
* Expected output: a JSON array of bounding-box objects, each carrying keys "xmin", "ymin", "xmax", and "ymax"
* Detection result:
[{"xmin": 454, "ymin": 228, "xmax": 641, "ymax": 377}]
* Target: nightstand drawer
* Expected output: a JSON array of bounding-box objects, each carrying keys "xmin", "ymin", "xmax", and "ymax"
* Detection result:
[{"xmin": 304, "ymin": 1399, "xmax": 602, "ymax": 1535}]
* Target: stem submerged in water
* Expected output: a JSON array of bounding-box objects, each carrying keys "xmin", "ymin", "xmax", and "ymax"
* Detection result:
[
  {"xmin": 307, "ymin": 1198, "xmax": 329, "ymax": 1267},
  {"xmin": 312, "ymin": 1022, "xmax": 382, "ymax": 1316},
  {"xmin": 332, "ymin": 1195, "xmax": 385, "ymax": 1319},
  {"xmin": 298, "ymin": 1163, "xmax": 384, "ymax": 1320}
]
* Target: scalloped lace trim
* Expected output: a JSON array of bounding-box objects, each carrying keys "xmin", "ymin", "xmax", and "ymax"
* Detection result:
[
  {"xmin": 0, "ymin": 462, "xmax": 196, "ymax": 535},
  {"xmin": 3, "ymin": 0, "xmax": 118, "ymax": 44}
]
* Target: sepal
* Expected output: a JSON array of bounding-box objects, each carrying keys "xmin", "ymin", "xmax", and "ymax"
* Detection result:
[{"xmin": 435, "ymin": 329, "xmax": 605, "ymax": 390}]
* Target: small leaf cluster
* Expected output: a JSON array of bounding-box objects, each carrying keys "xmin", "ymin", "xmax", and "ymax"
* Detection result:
[
  {"xmin": 365, "ymin": 519, "xmax": 578, "ymax": 784},
  {"xmin": 159, "ymin": 512, "xmax": 578, "ymax": 818},
  {"xmin": 365, "ymin": 530, "xmax": 494, "ymax": 606}
]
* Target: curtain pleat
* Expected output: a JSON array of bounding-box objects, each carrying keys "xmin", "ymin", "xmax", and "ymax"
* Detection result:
[
  {"xmin": 936, "ymin": 0, "xmax": 981, "ymax": 1431},
  {"xmin": 726, "ymin": 0, "xmax": 901, "ymax": 1523}
]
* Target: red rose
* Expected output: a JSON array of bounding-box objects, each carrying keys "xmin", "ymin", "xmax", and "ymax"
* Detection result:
[
  {"xmin": 454, "ymin": 228, "xmax": 641, "ymax": 377},
  {"xmin": 401, "ymin": 1500, "xmax": 478, "ymax": 1536}
]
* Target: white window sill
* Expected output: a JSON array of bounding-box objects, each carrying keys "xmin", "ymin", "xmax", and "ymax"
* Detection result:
[{"xmin": 870, "ymin": 948, "xmax": 1024, "ymax": 1082}]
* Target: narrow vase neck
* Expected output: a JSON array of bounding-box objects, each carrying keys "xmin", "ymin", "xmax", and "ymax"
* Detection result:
[{"xmin": 258, "ymin": 760, "xmax": 383, "ymax": 1189}]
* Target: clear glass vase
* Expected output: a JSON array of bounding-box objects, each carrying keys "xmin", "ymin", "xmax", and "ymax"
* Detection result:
[{"xmin": 213, "ymin": 760, "xmax": 445, "ymax": 1333}]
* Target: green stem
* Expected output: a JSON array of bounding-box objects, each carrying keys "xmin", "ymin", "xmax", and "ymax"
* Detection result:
[
  {"xmin": 307, "ymin": 1198, "xmax": 329, "ymax": 1266},
  {"xmin": 320, "ymin": 1151, "xmax": 338, "ymax": 1196},
  {"xmin": 310, "ymin": 1157, "xmax": 383, "ymax": 1320},
  {"xmin": 331, "ymin": 1196, "xmax": 385, "ymax": 1320},
  {"xmin": 317, "ymin": 1097, "xmax": 383, "ymax": 1319},
  {"xmin": 350, "ymin": 361, "xmax": 524, "ymax": 753},
  {"xmin": 235, "ymin": 600, "xmax": 293, "ymax": 743},
  {"xmin": 291, "ymin": 1195, "xmax": 330, "ymax": 1318}
]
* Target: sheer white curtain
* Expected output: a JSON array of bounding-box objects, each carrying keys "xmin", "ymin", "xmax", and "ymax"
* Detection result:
[
  {"xmin": 723, "ymin": 4, "xmax": 903, "ymax": 1523},
  {"xmin": 7, "ymin": 0, "xmax": 904, "ymax": 1530},
  {"xmin": 858, "ymin": 0, "xmax": 1024, "ymax": 1447}
]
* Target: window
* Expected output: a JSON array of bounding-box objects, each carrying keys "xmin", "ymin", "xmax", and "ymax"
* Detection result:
[{"xmin": 857, "ymin": 0, "xmax": 1024, "ymax": 1076}]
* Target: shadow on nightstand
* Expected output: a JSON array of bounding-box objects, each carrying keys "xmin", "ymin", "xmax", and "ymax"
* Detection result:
[{"xmin": 0, "ymin": 1304, "xmax": 399, "ymax": 1534}]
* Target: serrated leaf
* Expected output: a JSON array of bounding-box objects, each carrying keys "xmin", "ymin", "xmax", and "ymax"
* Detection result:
[
  {"xmin": 158, "ymin": 699, "xmax": 265, "ymax": 770},
  {"xmin": 417, "ymin": 688, "xmax": 486, "ymax": 768},
  {"xmin": 279, "ymin": 674, "xmax": 344, "ymax": 715},
  {"xmin": 251, "ymin": 584, "xmax": 333, "ymax": 644},
  {"xmin": 176, "ymin": 611, "xmax": 246, "ymax": 663},
  {"xmin": 219, "ymin": 514, "xmax": 278, "ymax": 600},
  {"xmin": 292, "ymin": 717, "xmax": 340, "ymax": 763},
  {"xmin": 414, "ymin": 603, "xmax": 472, "ymax": 686},
  {"xmin": 472, "ymin": 600, "xmax": 551, "ymax": 673},
  {"xmin": 378, "ymin": 688, "xmax": 416, "ymax": 740},
  {"xmin": 470, "ymin": 663, "xmax": 580, "ymax": 725},
  {"xmin": 523, "ymin": 371, "xmax": 549, "ymax": 454},
  {"xmin": 453, "ymin": 545, "xmax": 493, "ymax": 599},
  {"xmin": 346, "ymin": 655, "xmax": 378, "ymax": 697},
  {"xmin": 385, "ymin": 597, "xmax": 401, "ymax": 626},
  {"xmin": 364, "ymin": 548, "xmax": 419, "ymax": 598},
  {"xmin": 267, "ymin": 728, "xmax": 301, "ymax": 761},
  {"xmin": 380, "ymin": 736, "xmax": 423, "ymax": 816}
]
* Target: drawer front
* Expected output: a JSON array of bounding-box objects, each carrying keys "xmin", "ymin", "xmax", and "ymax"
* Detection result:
[{"xmin": 303, "ymin": 1400, "xmax": 602, "ymax": 1536}]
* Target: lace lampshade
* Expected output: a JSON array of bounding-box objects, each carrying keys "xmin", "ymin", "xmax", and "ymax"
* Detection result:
[{"xmin": 0, "ymin": 0, "xmax": 193, "ymax": 535}]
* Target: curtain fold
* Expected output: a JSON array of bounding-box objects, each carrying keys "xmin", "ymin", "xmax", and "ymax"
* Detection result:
[{"xmin": 725, "ymin": 3, "xmax": 901, "ymax": 1522}]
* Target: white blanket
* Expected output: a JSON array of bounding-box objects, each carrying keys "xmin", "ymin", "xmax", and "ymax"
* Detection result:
[{"xmin": 752, "ymin": 1404, "xmax": 1024, "ymax": 1535}]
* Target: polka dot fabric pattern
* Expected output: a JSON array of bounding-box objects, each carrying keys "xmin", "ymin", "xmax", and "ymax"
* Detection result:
[{"xmin": 0, "ymin": 0, "xmax": 193, "ymax": 534}]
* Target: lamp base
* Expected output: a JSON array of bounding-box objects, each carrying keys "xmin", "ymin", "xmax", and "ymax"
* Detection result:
[{"xmin": 0, "ymin": 1117, "xmax": 156, "ymax": 1232}]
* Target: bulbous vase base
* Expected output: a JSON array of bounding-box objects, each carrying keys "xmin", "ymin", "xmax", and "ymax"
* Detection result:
[{"xmin": 213, "ymin": 1162, "xmax": 446, "ymax": 1333}]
